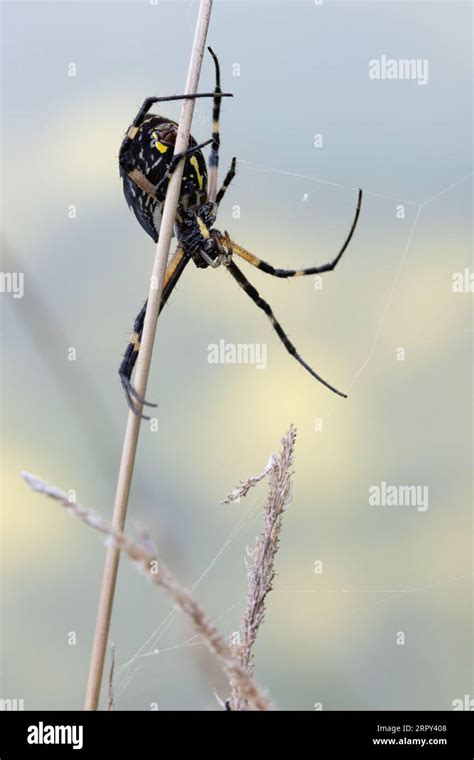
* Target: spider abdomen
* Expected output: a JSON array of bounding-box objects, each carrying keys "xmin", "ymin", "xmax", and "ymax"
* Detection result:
[{"xmin": 120, "ymin": 114, "xmax": 208, "ymax": 242}]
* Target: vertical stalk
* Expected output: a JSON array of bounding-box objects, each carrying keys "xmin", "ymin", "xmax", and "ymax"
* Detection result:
[{"xmin": 84, "ymin": 0, "xmax": 214, "ymax": 710}]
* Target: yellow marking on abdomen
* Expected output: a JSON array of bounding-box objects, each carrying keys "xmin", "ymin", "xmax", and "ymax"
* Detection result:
[
  {"xmin": 130, "ymin": 332, "xmax": 141, "ymax": 351},
  {"xmin": 151, "ymin": 132, "xmax": 169, "ymax": 153},
  {"xmin": 190, "ymin": 155, "xmax": 204, "ymax": 190},
  {"xmin": 128, "ymin": 126, "xmax": 139, "ymax": 139}
]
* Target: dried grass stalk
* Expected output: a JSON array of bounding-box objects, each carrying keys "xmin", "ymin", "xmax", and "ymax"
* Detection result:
[
  {"xmin": 84, "ymin": 0, "xmax": 216, "ymax": 712},
  {"xmin": 220, "ymin": 455, "xmax": 275, "ymax": 505},
  {"xmin": 106, "ymin": 643, "xmax": 115, "ymax": 712},
  {"xmin": 227, "ymin": 425, "xmax": 297, "ymax": 710},
  {"xmin": 21, "ymin": 471, "xmax": 273, "ymax": 711}
]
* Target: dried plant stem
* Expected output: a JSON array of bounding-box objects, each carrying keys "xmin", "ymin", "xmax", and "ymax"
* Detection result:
[
  {"xmin": 228, "ymin": 425, "xmax": 297, "ymax": 710},
  {"xmin": 220, "ymin": 456, "xmax": 275, "ymax": 505},
  {"xmin": 106, "ymin": 643, "xmax": 115, "ymax": 712},
  {"xmin": 22, "ymin": 472, "xmax": 273, "ymax": 712},
  {"xmin": 84, "ymin": 0, "xmax": 215, "ymax": 710}
]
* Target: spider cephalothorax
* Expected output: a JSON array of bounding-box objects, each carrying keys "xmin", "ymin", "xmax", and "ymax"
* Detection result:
[
  {"xmin": 175, "ymin": 204, "xmax": 231, "ymax": 270},
  {"xmin": 118, "ymin": 48, "xmax": 363, "ymax": 418}
]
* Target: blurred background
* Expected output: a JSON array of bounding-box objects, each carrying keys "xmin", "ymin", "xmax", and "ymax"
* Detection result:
[{"xmin": 1, "ymin": 0, "xmax": 472, "ymax": 710}]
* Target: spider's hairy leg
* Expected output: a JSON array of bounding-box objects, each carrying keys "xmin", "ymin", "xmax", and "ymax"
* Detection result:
[
  {"xmin": 119, "ymin": 89, "xmax": 232, "ymax": 187},
  {"xmin": 216, "ymin": 157, "xmax": 237, "ymax": 206},
  {"xmin": 207, "ymin": 47, "xmax": 224, "ymax": 202},
  {"xmin": 122, "ymin": 92, "xmax": 233, "ymax": 149},
  {"xmin": 154, "ymin": 138, "xmax": 214, "ymax": 197},
  {"xmin": 226, "ymin": 261, "xmax": 347, "ymax": 398},
  {"xmin": 119, "ymin": 300, "xmax": 152, "ymax": 415},
  {"xmin": 119, "ymin": 247, "xmax": 190, "ymax": 419},
  {"xmin": 230, "ymin": 189, "xmax": 363, "ymax": 277},
  {"xmin": 120, "ymin": 140, "xmax": 213, "ymax": 218}
]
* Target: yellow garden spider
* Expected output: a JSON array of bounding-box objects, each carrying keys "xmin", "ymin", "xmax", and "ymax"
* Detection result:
[{"xmin": 119, "ymin": 48, "xmax": 362, "ymax": 418}]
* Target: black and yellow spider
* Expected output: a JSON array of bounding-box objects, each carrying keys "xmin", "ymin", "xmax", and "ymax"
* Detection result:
[{"xmin": 119, "ymin": 48, "xmax": 362, "ymax": 418}]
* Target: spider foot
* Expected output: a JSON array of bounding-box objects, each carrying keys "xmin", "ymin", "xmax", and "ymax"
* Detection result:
[{"xmin": 120, "ymin": 375, "xmax": 157, "ymax": 421}]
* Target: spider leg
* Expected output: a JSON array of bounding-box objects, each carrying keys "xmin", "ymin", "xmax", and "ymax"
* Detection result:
[
  {"xmin": 207, "ymin": 47, "xmax": 223, "ymax": 203},
  {"xmin": 124, "ymin": 168, "xmax": 160, "ymax": 205},
  {"xmin": 119, "ymin": 246, "xmax": 190, "ymax": 418},
  {"xmin": 226, "ymin": 260, "xmax": 347, "ymax": 398},
  {"xmin": 123, "ymin": 47, "xmax": 230, "ymax": 204},
  {"xmin": 120, "ymin": 91, "xmax": 232, "ymax": 156},
  {"xmin": 122, "ymin": 138, "xmax": 214, "ymax": 212},
  {"xmin": 216, "ymin": 157, "xmax": 237, "ymax": 206},
  {"xmin": 134, "ymin": 92, "xmax": 232, "ymax": 123},
  {"xmin": 154, "ymin": 138, "xmax": 213, "ymax": 197},
  {"xmin": 120, "ymin": 299, "xmax": 151, "ymax": 413},
  {"xmin": 230, "ymin": 189, "xmax": 362, "ymax": 277}
]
